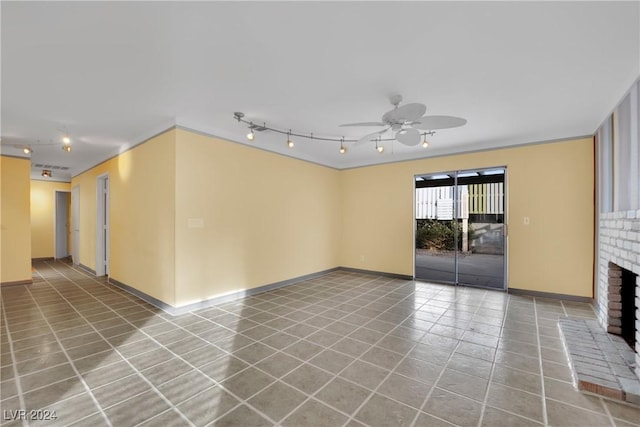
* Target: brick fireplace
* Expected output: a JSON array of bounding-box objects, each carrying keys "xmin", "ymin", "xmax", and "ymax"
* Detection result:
[{"xmin": 597, "ymin": 210, "xmax": 640, "ymax": 380}]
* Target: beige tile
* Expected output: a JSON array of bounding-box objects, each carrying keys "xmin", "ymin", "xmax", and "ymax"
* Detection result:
[
  {"xmin": 331, "ymin": 338, "xmax": 371, "ymax": 358},
  {"xmin": 176, "ymin": 385, "xmax": 240, "ymax": 426},
  {"xmin": 248, "ymin": 381, "xmax": 306, "ymax": 422},
  {"xmin": 158, "ymin": 370, "xmax": 215, "ymax": 405},
  {"xmin": 104, "ymin": 390, "xmax": 169, "ymax": 426},
  {"xmin": 200, "ymin": 355, "xmax": 249, "ymax": 382},
  {"xmin": 92, "ymin": 374, "xmax": 150, "ymax": 408},
  {"xmin": 282, "ymin": 363, "xmax": 332, "ymax": 395},
  {"xmin": 282, "ymin": 400, "xmax": 347, "ymax": 427},
  {"xmin": 437, "ymin": 368, "xmax": 488, "ymax": 401},
  {"xmin": 486, "ymin": 383, "xmax": 543, "ymax": 423},
  {"xmin": 222, "ymin": 367, "xmax": 275, "ymax": 400},
  {"xmin": 361, "ymin": 346, "xmax": 404, "ymax": 370},
  {"xmin": 315, "ymin": 377, "xmax": 371, "ymax": 415},
  {"xmin": 394, "ymin": 357, "xmax": 442, "ymax": 385},
  {"xmin": 378, "ymin": 373, "xmax": 432, "ymax": 409},
  {"xmin": 19, "ymin": 364, "xmax": 77, "ymax": 393},
  {"xmin": 282, "ymin": 340, "xmax": 324, "ymax": 360},
  {"xmin": 310, "ymin": 349, "xmax": 354, "ymax": 374},
  {"xmin": 355, "ymin": 393, "xmax": 417, "ymax": 427},
  {"xmin": 546, "ymin": 398, "xmax": 612, "ymax": 427},
  {"xmin": 603, "ymin": 400, "xmax": 640, "ymax": 425},
  {"xmin": 413, "ymin": 412, "xmax": 457, "ymax": 427},
  {"xmin": 422, "ymin": 388, "xmax": 483, "ymax": 426},
  {"xmin": 29, "ymin": 393, "xmax": 100, "ymax": 427},
  {"xmin": 340, "ymin": 360, "xmax": 389, "ymax": 390},
  {"xmin": 481, "ymin": 406, "xmax": 543, "ymax": 427},
  {"xmin": 491, "ymin": 364, "xmax": 542, "ymax": 395},
  {"xmin": 255, "ymin": 352, "xmax": 302, "ymax": 378},
  {"xmin": 446, "ymin": 352, "xmax": 493, "ymax": 379},
  {"xmin": 81, "ymin": 361, "xmax": 135, "ymax": 389},
  {"xmin": 544, "ymin": 377, "xmax": 606, "ymax": 413}
]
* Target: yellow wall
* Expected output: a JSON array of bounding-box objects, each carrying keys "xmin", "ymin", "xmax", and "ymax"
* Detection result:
[
  {"xmin": 30, "ymin": 180, "xmax": 71, "ymax": 259},
  {"xmin": 72, "ymin": 130, "xmax": 176, "ymax": 305},
  {"xmin": 173, "ymin": 129, "xmax": 341, "ymax": 306},
  {"xmin": 69, "ymin": 130, "xmax": 594, "ymax": 307},
  {"xmin": 0, "ymin": 156, "xmax": 32, "ymax": 284},
  {"xmin": 340, "ymin": 137, "xmax": 595, "ymax": 297}
]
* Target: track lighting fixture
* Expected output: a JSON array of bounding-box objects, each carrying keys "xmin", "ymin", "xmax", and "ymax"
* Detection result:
[
  {"xmin": 62, "ymin": 136, "xmax": 71, "ymax": 145},
  {"xmin": 41, "ymin": 170, "xmax": 52, "ymax": 178},
  {"xmin": 339, "ymin": 138, "xmax": 346, "ymax": 154},
  {"xmin": 62, "ymin": 145, "xmax": 72, "ymax": 152},
  {"xmin": 23, "ymin": 147, "xmax": 32, "ymax": 154},
  {"xmin": 233, "ymin": 112, "xmax": 435, "ymax": 155},
  {"xmin": 286, "ymin": 131, "xmax": 294, "ymax": 148}
]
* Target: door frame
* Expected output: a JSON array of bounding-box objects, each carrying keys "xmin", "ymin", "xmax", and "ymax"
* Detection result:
[
  {"xmin": 54, "ymin": 190, "xmax": 71, "ymax": 259},
  {"xmin": 96, "ymin": 173, "xmax": 110, "ymax": 276},
  {"xmin": 413, "ymin": 166, "xmax": 508, "ymax": 290}
]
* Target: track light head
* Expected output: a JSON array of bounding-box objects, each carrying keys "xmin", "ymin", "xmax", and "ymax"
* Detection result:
[
  {"xmin": 339, "ymin": 138, "xmax": 346, "ymax": 154},
  {"xmin": 41, "ymin": 170, "xmax": 52, "ymax": 178},
  {"xmin": 286, "ymin": 131, "xmax": 294, "ymax": 148},
  {"xmin": 422, "ymin": 133, "xmax": 429, "ymax": 148},
  {"xmin": 23, "ymin": 147, "xmax": 32, "ymax": 154},
  {"xmin": 377, "ymin": 145, "xmax": 384, "ymax": 153},
  {"xmin": 62, "ymin": 145, "xmax": 72, "ymax": 152},
  {"xmin": 247, "ymin": 129, "xmax": 255, "ymax": 141},
  {"xmin": 62, "ymin": 136, "xmax": 71, "ymax": 145}
]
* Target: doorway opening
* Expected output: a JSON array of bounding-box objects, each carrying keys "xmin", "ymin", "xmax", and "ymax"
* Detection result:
[
  {"xmin": 414, "ymin": 167, "xmax": 507, "ymax": 289},
  {"xmin": 54, "ymin": 191, "xmax": 71, "ymax": 259},
  {"xmin": 96, "ymin": 174, "xmax": 110, "ymax": 276}
]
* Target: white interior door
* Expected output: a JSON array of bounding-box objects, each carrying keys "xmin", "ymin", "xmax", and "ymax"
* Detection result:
[
  {"xmin": 72, "ymin": 185, "xmax": 80, "ymax": 264},
  {"xmin": 96, "ymin": 174, "xmax": 110, "ymax": 276},
  {"xmin": 55, "ymin": 191, "xmax": 70, "ymax": 259}
]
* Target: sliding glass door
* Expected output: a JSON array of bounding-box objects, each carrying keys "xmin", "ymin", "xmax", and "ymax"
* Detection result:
[{"xmin": 415, "ymin": 168, "xmax": 506, "ymax": 289}]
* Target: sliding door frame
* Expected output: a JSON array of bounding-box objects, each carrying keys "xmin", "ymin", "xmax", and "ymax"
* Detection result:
[{"xmin": 413, "ymin": 166, "xmax": 508, "ymax": 290}]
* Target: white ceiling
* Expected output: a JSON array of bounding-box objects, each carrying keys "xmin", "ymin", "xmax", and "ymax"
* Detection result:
[{"xmin": 2, "ymin": 1, "xmax": 639, "ymax": 182}]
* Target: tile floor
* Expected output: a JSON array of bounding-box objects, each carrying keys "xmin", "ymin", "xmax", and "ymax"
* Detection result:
[{"xmin": 2, "ymin": 260, "xmax": 640, "ymax": 427}]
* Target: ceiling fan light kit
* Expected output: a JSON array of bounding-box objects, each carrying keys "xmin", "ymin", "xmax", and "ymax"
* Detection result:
[{"xmin": 233, "ymin": 95, "xmax": 465, "ymax": 154}]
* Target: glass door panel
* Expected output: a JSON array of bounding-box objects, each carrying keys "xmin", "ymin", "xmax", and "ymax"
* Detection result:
[
  {"xmin": 415, "ymin": 168, "xmax": 506, "ymax": 289},
  {"xmin": 415, "ymin": 174, "xmax": 457, "ymax": 284},
  {"xmin": 457, "ymin": 170, "xmax": 505, "ymax": 289}
]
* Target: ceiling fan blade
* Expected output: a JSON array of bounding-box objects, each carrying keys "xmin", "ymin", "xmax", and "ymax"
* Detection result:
[
  {"xmin": 384, "ymin": 103, "xmax": 427, "ymax": 123},
  {"xmin": 412, "ymin": 115, "xmax": 467, "ymax": 130},
  {"xmin": 354, "ymin": 129, "xmax": 387, "ymax": 147},
  {"xmin": 339, "ymin": 122, "xmax": 385, "ymax": 127},
  {"xmin": 395, "ymin": 128, "xmax": 421, "ymax": 146}
]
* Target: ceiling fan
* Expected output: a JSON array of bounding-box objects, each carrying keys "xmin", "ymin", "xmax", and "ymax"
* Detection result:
[{"xmin": 339, "ymin": 94, "xmax": 467, "ymax": 146}]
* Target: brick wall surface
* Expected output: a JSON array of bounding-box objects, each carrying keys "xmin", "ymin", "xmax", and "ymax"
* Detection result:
[{"xmin": 598, "ymin": 210, "xmax": 640, "ymax": 379}]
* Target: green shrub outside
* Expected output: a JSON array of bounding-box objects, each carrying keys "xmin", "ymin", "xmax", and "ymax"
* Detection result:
[{"xmin": 415, "ymin": 219, "xmax": 464, "ymax": 251}]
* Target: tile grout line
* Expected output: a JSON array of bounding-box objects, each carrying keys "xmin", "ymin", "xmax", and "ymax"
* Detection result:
[
  {"xmin": 269, "ymin": 276, "xmax": 429, "ymax": 427},
  {"xmin": 533, "ymin": 298, "xmax": 550, "ymax": 426},
  {"xmin": 1, "ymin": 297, "xmax": 30, "ymax": 427},
  {"xmin": 21, "ymin": 284, "xmax": 112, "ymax": 427},
  {"xmin": 47, "ymin": 262, "xmax": 387, "ymax": 426},
  {"xmin": 475, "ymin": 291, "xmax": 508, "ymax": 427},
  {"xmin": 10, "ymin": 261, "xmax": 608, "ymax": 426},
  {"xmin": 38, "ymin": 261, "xmax": 197, "ymax": 427},
  {"xmin": 405, "ymin": 289, "xmax": 481, "ymax": 427}
]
